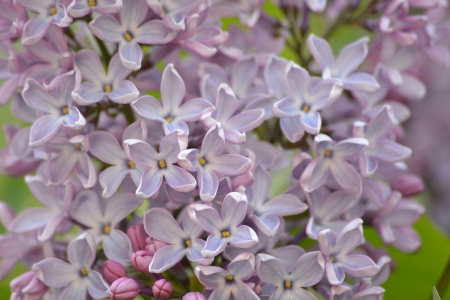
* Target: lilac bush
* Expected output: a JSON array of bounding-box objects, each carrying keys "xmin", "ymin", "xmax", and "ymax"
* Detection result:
[{"xmin": 2, "ymin": 0, "xmax": 448, "ymax": 299}]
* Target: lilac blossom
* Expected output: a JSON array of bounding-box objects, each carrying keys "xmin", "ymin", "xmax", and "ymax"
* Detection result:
[
  {"xmin": 195, "ymin": 252, "xmax": 259, "ymax": 300},
  {"xmin": 89, "ymin": 0, "xmax": 176, "ymax": 70},
  {"xmin": 22, "ymin": 71, "xmax": 85, "ymax": 147},
  {"xmin": 188, "ymin": 192, "xmax": 259, "ymax": 258},
  {"xmin": 202, "ymin": 84, "xmax": 264, "ymax": 144},
  {"xmin": 300, "ymin": 134, "xmax": 368, "ymax": 194},
  {"xmin": 0, "ymin": 0, "xmax": 28, "ymax": 40},
  {"xmin": 16, "ymin": 0, "xmax": 72, "ymax": 46},
  {"xmin": 144, "ymin": 208, "xmax": 213, "ymax": 273},
  {"xmin": 307, "ymin": 34, "xmax": 380, "ymax": 93},
  {"xmin": 70, "ymin": 190, "xmax": 142, "ymax": 262},
  {"xmin": 132, "ymin": 64, "xmax": 214, "ymax": 135},
  {"xmin": 256, "ymin": 251, "xmax": 325, "ymax": 300},
  {"xmin": 72, "ymin": 50, "xmax": 139, "ymax": 105},
  {"xmin": 178, "ymin": 124, "xmax": 251, "ymax": 201},
  {"xmin": 273, "ymin": 62, "xmax": 343, "ymax": 142},
  {"xmin": 210, "ymin": 0, "xmax": 263, "ymax": 28},
  {"xmin": 124, "ymin": 130, "xmax": 196, "ymax": 198},
  {"xmin": 246, "ymin": 164, "xmax": 307, "ymax": 237},
  {"xmin": 68, "ymin": 0, "xmax": 122, "ymax": 18},
  {"xmin": 33, "ymin": 232, "xmax": 109, "ymax": 299},
  {"xmin": 318, "ymin": 218, "xmax": 380, "ymax": 285},
  {"xmin": 146, "ymin": 0, "xmax": 205, "ymax": 31}
]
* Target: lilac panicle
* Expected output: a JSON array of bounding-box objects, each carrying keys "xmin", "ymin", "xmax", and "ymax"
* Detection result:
[
  {"xmin": 146, "ymin": 0, "xmax": 205, "ymax": 31},
  {"xmin": 72, "ymin": 50, "xmax": 139, "ymax": 105},
  {"xmin": 132, "ymin": 64, "xmax": 214, "ymax": 135},
  {"xmin": 195, "ymin": 252, "xmax": 260, "ymax": 300},
  {"xmin": 188, "ymin": 192, "xmax": 259, "ymax": 258},
  {"xmin": 256, "ymin": 251, "xmax": 325, "ymax": 300},
  {"xmin": 68, "ymin": 0, "xmax": 122, "ymax": 18},
  {"xmin": 33, "ymin": 232, "xmax": 109, "ymax": 299},
  {"xmin": 144, "ymin": 208, "xmax": 213, "ymax": 273},
  {"xmin": 10, "ymin": 271, "xmax": 48, "ymax": 300},
  {"xmin": 89, "ymin": 0, "xmax": 176, "ymax": 70},
  {"xmin": 178, "ymin": 124, "xmax": 251, "ymax": 201}
]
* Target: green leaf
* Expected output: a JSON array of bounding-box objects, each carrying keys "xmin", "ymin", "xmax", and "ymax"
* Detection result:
[{"xmin": 434, "ymin": 287, "xmax": 442, "ymax": 300}]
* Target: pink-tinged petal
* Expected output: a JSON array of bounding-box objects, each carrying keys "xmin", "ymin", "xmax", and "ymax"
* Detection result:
[
  {"xmin": 214, "ymin": 84, "xmax": 239, "ymax": 123},
  {"xmin": 344, "ymin": 72, "xmax": 380, "ymax": 93},
  {"xmin": 144, "ymin": 208, "xmax": 184, "ymax": 244},
  {"xmin": 252, "ymin": 215, "xmax": 280, "ymax": 237},
  {"xmin": 307, "ymin": 35, "xmax": 335, "ymax": 71},
  {"xmin": 131, "ymin": 95, "xmax": 164, "ymax": 121},
  {"xmin": 187, "ymin": 240, "xmax": 214, "ymax": 265},
  {"xmin": 188, "ymin": 203, "xmax": 221, "ymax": 233},
  {"xmin": 22, "ymin": 79, "xmax": 60, "ymax": 112},
  {"xmin": 103, "ymin": 230, "xmax": 133, "ymax": 262},
  {"xmin": 209, "ymin": 154, "xmax": 250, "ymax": 176},
  {"xmin": 326, "ymin": 260, "xmax": 345, "ymax": 285},
  {"xmin": 62, "ymin": 107, "xmax": 86, "ymax": 129},
  {"xmin": 89, "ymin": 131, "xmax": 127, "ymax": 164},
  {"xmin": 22, "ymin": 15, "xmax": 51, "ymax": 46},
  {"xmin": 9, "ymin": 208, "xmax": 56, "ymax": 233},
  {"xmin": 33, "ymin": 258, "xmax": 77, "ymax": 288},
  {"xmin": 195, "ymin": 266, "xmax": 227, "ymax": 289},
  {"xmin": 123, "ymin": 139, "xmax": 158, "ymax": 166},
  {"xmin": 256, "ymin": 254, "xmax": 287, "ymax": 285},
  {"xmin": 334, "ymin": 37, "xmax": 369, "ymax": 77},
  {"xmin": 178, "ymin": 98, "xmax": 215, "ymax": 121},
  {"xmin": 99, "ymin": 167, "xmax": 129, "ymax": 198},
  {"xmin": 159, "ymin": 131, "xmax": 182, "ymax": 163},
  {"xmin": 25, "ymin": 177, "xmax": 60, "ymax": 208},
  {"xmin": 29, "ymin": 115, "xmax": 62, "ymax": 147},
  {"xmin": 135, "ymin": 20, "xmax": 176, "ymax": 44},
  {"xmin": 109, "ymin": 80, "xmax": 139, "ymax": 104},
  {"xmin": 359, "ymin": 155, "xmax": 378, "ymax": 177},
  {"xmin": 227, "ymin": 109, "xmax": 264, "ymax": 133},
  {"xmin": 290, "ymin": 251, "xmax": 325, "ymax": 286},
  {"xmin": 334, "ymin": 138, "xmax": 368, "ymax": 160},
  {"xmin": 108, "ymin": 53, "xmax": 132, "ymax": 82},
  {"xmin": 68, "ymin": 233, "xmax": 97, "ymax": 267},
  {"xmin": 271, "ymin": 245, "xmax": 305, "ymax": 268},
  {"xmin": 392, "ymin": 226, "xmax": 421, "ymax": 253},
  {"xmin": 0, "ymin": 76, "xmax": 20, "ymax": 106},
  {"xmin": 72, "ymin": 82, "xmax": 105, "ymax": 105},
  {"xmin": 105, "ymin": 193, "xmax": 142, "ymax": 225},
  {"xmin": 233, "ymin": 281, "xmax": 259, "ymax": 300},
  {"xmin": 334, "ymin": 219, "xmax": 364, "ymax": 255},
  {"xmin": 202, "ymin": 234, "xmax": 228, "ymax": 258},
  {"xmin": 273, "ymin": 97, "xmax": 299, "ymax": 118},
  {"xmin": 300, "ymin": 158, "xmax": 329, "ymax": 193},
  {"xmin": 165, "ymin": 166, "xmax": 196, "ymax": 192},
  {"xmin": 119, "ymin": 42, "xmax": 142, "ymax": 70},
  {"xmin": 75, "ymin": 152, "xmax": 97, "ymax": 189},
  {"xmin": 86, "ymin": 271, "xmax": 109, "ymax": 299},
  {"xmin": 201, "ymin": 124, "xmax": 225, "ymax": 156},
  {"xmin": 160, "ymin": 64, "xmax": 185, "ymax": 113},
  {"xmin": 280, "ymin": 117, "xmax": 305, "ymax": 143},
  {"xmin": 70, "ymin": 190, "xmax": 102, "ymax": 228},
  {"xmin": 120, "ymin": 0, "xmax": 148, "ymax": 29},
  {"xmin": 59, "ymin": 283, "xmax": 87, "ymax": 300},
  {"xmin": 89, "ymin": 15, "xmax": 122, "ymax": 42},
  {"xmin": 230, "ymin": 225, "xmax": 259, "ymax": 248},
  {"xmin": 68, "ymin": 0, "xmax": 93, "ymax": 18},
  {"xmin": 181, "ymin": 40, "xmax": 218, "ymax": 57},
  {"xmin": 231, "ymin": 56, "xmax": 258, "ymax": 98},
  {"xmin": 74, "ymin": 49, "xmax": 106, "ymax": 84},
  {"xmin": 330, "ymin": 161, "xmax": 362, "ymax": 194},
  {"xmin": 37, "ymin": 214, "xmax": 66, "ymax": 242},
  {"xmin": 300, "ymin": 111, "xmax": 321, "ymax": 135},
  {"xmin": 149, "ymin": 245, "xmax": 186, "ymax": 273},
  {"xmin": 395, "ymin": 73, "xmax": 426, "ymax": 101},
  {"xmin": 338, "ymin": 254, "xmax": 379, "ymax": 278},
  {"xmin": 177, "ymin": 149, "xmax": 201, "ymax": 172},
  {"xmin": 123, "ymin": 119, "xmax": 147, "ymax": 141},
  {"xmin": 371, "ymin": 141, "xmax": 412, "ymax": 162},
  {"xmin": 310, "ymin": 78, "xmax": 343, "ymax": 109},
  {"xmin": 260, "ymin": 194, "xmax": 307, "ymax": 217},
  {"xmin": 136, "ymin": 169, "xmax": 163, "ymax": 198},
  {"xmin": 198, "ymin": 168, "xmax": 219, "ymax": 201}
]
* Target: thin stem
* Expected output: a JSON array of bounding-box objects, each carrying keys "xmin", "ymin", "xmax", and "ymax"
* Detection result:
[
  {"xmin": 95, "ymin": 36, "xmax": 111, "ymax": 64},
  {"xmin": 120, "ymin": 103, "xmax": 136, "ymax": 125},
  {"xmin": 435, "ymin": 255, "xmax": 450, "ymax": 299}
]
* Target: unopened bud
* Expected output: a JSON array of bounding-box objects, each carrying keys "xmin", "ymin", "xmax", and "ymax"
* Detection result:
[
  {"xmin": 391, "ymin": 174, "xmax": 424, "ymax": 197},
  {"xmin": 127, "ymin": 224, "xmax": 148, "ymax": 252},
  {"xmin": 152, "ymin": 279, "xmax": 172, "ymax": 300},
  {"xmin": 10, "ymin": 272, "xmax": 48, "ymax": 300},
  {"xmin": 145, "ymin": 237, "xmax": 167, "ymax": 255},
  {"xmin": 103, "ymin": 260, "xmax": 127, "ymax": 284},
  {"xmin": 131, "ymin": 250, "xmax": 153, "ymax": 274},
  {"xmin": 109, "ymin": 277, "xmax": 139, "ymax": 300},
  {"xmin": 182, "ymin": 292, "xmax": 207, "ymax": 300}
]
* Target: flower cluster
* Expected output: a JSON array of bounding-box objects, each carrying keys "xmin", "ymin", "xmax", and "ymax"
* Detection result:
[{"xmin": 1, "ymin": 0, "xmax": 443, "ymax": 299}]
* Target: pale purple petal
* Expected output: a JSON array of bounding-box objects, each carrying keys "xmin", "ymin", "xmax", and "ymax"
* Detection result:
[
  {"xmin": 119, "ymin": 42, "xmax": 142, "ymax": 70},
  {"xmin": 137, "ymin": 169, "xmax": 163, "ymax": 198},
  {"xmin": 124, "ymin": 139, "xmax": 158, "ymax": 166},
  {"xmin": 334, "ymin": 37, "xmax": 369, "ymax": 77},
  {"xmin": 198, "ymin": 169, "xmax": 219, "ymax": 201},
  {"xmin": 160, "ymin": 64, "xmax": 185, "ymax": 113},
  {"xmin": 188, "ymin": 203, "xmax": 221, "ymax": 233},
  {"xmin": 103, "ymin": 230, "xmax": 133, "ymax": 262},
  {"xmin": 9, "ymin": 208, "xmax": 57, "ymax": 233},
  {"xmin": 135, "ymin": 20, "xmax": 176, "ymax": 44},
  {"xmin": 178, "ymin": 98, "xmax": 215, "ymax": 121},
  {"xmin": 338, "ymin": 254, "xmax": 379, "ymax": 278},
  {"xmin": 33, "ymin": 258, "xmax": 77, "ymax": 288},
  {"xmin": 273, "ymin": 97, "xmax": 299, "ymax": 118},
  {"xmin": 70, "ymin": 190, "xmax": 102, "ymax": 228},
  {"xmin": 280, "ymin": 117, "xmax": 305, "ymax": 143},
  {"xmin": 74, "ymin": 49, "xmax": 105, "ymax": 84},
  {"xmin": 149, "ymin": 245, "xmax": 186, "ymax": 273},
  {"xmin": 105, "ymin": 193, "xmax": 142, "ymax": 225},
  {"xmin": 144, "ymin": 208, "xmax": 184, "ymax": 244},
  {"xmin": 330, "ymin": 161, "xmax": 362, "ymax": 194},
  {"xmin": 264, "ymin": 55, "xmax": 289, "ymax": 99},
  {"xmin": 108, "ymin": 80, "xmax": 139, "ymax": 104},
  {"xmin": 344, "ymin": 72, "xmax": 380, "ymax": 93},
  {"xmin": 67, "ymin": 233, "xmax": 96, "ymax": 267},
  {"xmin": 22, "ymin": 15, "xmax": 51, "ymax": 46},
  {"xmin": 88, "ymin": 131, "xmax": 127, "ymax": 165},
  {"xmin": 256, "ymin": 254, "xmax": 287, "ymax": 285},
  {"xmin": 307, "ymin": 34, "xmax": 335, "ymax": 71},
  {"xmin": 289, "ymin": 251, "xmax": 325, "ymax": 286},
  {"xmin": 209, "ymin": 154, "xmax": 250, "ymax": 176},
  {"xmin": 229, "ymin": 225, "xmax": 259, "ymax": 248},
  {"xmin": 72, "ymin": 82, "xmax": 105, "ymax": 105},
  {"xmin": 131, "ymin": 96, "xmax": 165, "ymax": 122},
  {"xmin": 259, "ymin": 194, "xmax": 307, "ymax": 217},
  {"xmin": 202, "ymin": 235, "xmax": 228, "ymax": 258},
  {"xmin": 300, "ymin": 112, "xmax": 321, "ymax": 135},
  {"xmin": 165, "ymin": 166, "xmax": 196, "ymax": 192},
  {"xmin": 89, "ymin": 15, "xmax": 122, "ymax": 42},
  {"xmin": 300, "ymin": 158, "xmax": 329, "ymax": 193},
  {"xmin": 86, "ymin": 271, "xmax": 109, "ymax": 299}
]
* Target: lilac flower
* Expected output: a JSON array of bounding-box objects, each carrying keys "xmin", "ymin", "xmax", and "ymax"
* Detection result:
[
  {"xmin": 17, "ymin": 0, "xmax": 72, "ymax": 46},
  {"xmin": 202, "ymin": 84, "xmax": 264, "ymax": 144},
  {"xmin": 68, "ymin": 0, "xmax": 122, "ymax": 18},
  {"xmin": 8, "ymin": 176, "xmax": 74, "ymax": 242},
  {"xmin": 45, "ymin": 135, "xmax": 97, "ymax": 189},
  {"xmin": 307, "ymin": 34, "xmax": 380, "ymax": 93},
  {"xmin": 72, "ymin": 50, "xmax": 139, "ymax": 105},
  {"xmin": 22, "ymin": 71, "xmax": 85, "ymax": 147},
  {"xmin": 256, "ymin": 251, "xmax": 325, "ymax": 300},
  {"xmin": 178, "ymin": 124, "xmax": 251, "ymax": 201},
  {"xmin": 246, "ymin": 164, "xmax": 307, "ymax": 237},
  {"xmin": 318, "ymin": 219, "xmax": 380, "ymax": 285},
  {"xmin": 132, "ymin": 64, "xmax": 214, "ymax": 135},
  {"xmin": 10, "ymin": 271, "xmax": 48, "ymax": 300},
  {"xmin": 33, "ymin": 232, "xmax": 109, "ymax": 299},
  {"xmin": 330, "ymin": 284, "xmax": 385, "ymax": 300},
  {"xmin": 0, "ymin": 0, "xmax": 28, "ymax": 40},
  {"xmin": 195, "ymin": 252, "xmax": 259, "ymax": 300},
  {"xmin": 88, "ymin": 120, "xmax": 147, "ymax": 198},
  {"xmin": 146, "ymin": 0, "xmax": 205, "ymax": 31},
  {"xmin": 124, "ymin": 130, "xmax": 196, "ymax": 198},
  {"xmin": 70, "ymin": 190, "xmax": 141, "ymax": 261},
  {"xmin": 353, "ymin": 105, "xmax": 412, "ymax": 176},
  {"xmin": 188, "ymin": 192, "xmax": 259, "ymax": 258},
  {"xmin": 210, "ymin": 0, "xmax": 263, "ymax": 28},
  {"xmin": 305, "ymin": 0, "xmax": 327, "ymax": 13},
  {"xmin": 89, "ymin": 0, "xmax": 176, "ymax": 70},
  {"xmin": 300, "ymin": 134, "xmax": 368, "ymax": 194},
  {"xmin": 273, "ymin": 62, "xmax": 343, "ymax": 142},
  {"xmin": 144, "ymin": 208, "xmax": 212, "ymax": 273}
]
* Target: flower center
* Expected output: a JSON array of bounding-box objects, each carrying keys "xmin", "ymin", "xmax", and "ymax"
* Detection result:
[
  {"xmin": 62, "ymin": 107, "xmax": 69, "ymax": 114},
  {"xmin": 329, "ymin": 255, "xmax": 335, "ymax": 262},
  {"xmin": 225, "ymin": 275, "xmax": 234, "ymax": 281},
  {"xmin": 80, "ymin": 267, "xmax": 88, "ymax": 277},
  {"xmin": 324, "ymin": 149, "xmax": 332, "ymax": 157},
  {"xmin": 123, "ymin": 32, "xmax": 133, "ymax": 42},
  {"xmin": 221, "ymin": 230, "xmax": 230, "ymax": 238},
  {"xmin": 49, "ymin": 6, "xmax": 57, "ymax": 15},
  {"xmin": 158, "ymin": 160, "xmax": 167, "ymax": 169},
  {"xmin": 165, "ymin": 116, "xmax": 174, "ymax": 123},
  {"xmin": 284, "ymin": 280, "xmax": 292, "ymax": 289},
  {"xmin": 301, "ymin": 104, "xmax": 310, "ymax": 113},
  {"xmin": 88, "ymin": 0, "xmax": 96, "ymax": 6},
  {"xmin": 185, "ymin": 239, "xmax": 192, "ymax": 248},
  {"xmin": 104, "ymin": 224, "xmax": 111, "ymax": 234},
  {"xmin": 74, "ymin": 143, "xmax": 82, "ymax": 150},
  {"xmin": 104, "ymin": 84, "xmax": 112, "ymax": 93},
  {"xmin": 128, "ymin": 160, "xmax": 136, "ymax": 169},
  {"xmin": 198, "ymin": 157, "xmax": 206, "ymax": 165}
]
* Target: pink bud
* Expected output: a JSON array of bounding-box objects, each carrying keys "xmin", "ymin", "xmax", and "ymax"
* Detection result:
[
  {"xmin": 109, "ymin": 277, "xmax": 139, "ymax": 300},
  {"xmin": 103, "ymin": 260, "xmax": 127, "ymax": 284},
  {"xmin": 391, "ymin": 174, "xmax": 424, "ymax": 197},
  {"xmin": 0, "ymin": 202, "xmax": 15, "ymax": 227},
  {"xmin": 152, "ymin": 279, "xmax": 172, "ymax": 300},
  {"xmin": 182, "ymin": 292, "xmax": 207, "ymax": 300},
  {"xmin": 131, "ymin": 250, "xmax": 153, "ymax": 274},
  {"xmin": 10, "ymin": 272, "xmax": 48, "ymax": 300},
  {"xmin": 145, "ymin": 237, "xmax": 167, "ymax": 255},
  {"xmin": 127, "ymin": 224, "xmax": 148, "ymax": 252}
]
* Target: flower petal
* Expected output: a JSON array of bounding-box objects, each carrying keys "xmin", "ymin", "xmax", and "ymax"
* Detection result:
[
  {"xmin": 103, "ymin": 230, "xmax": 133, "ymax": 262},
  {"xmin": 144, "ymin": 208, "xmax": 184, "ymax": 244},
  {"xmin": 33, "ymin": 258, "xmax": 77, "ymax": 288},
  {"xmin": 109, "ymin": 80, "xmax": 139, "ymax": 104},
  {"xmin": 119, "ymin": 42, "xmax": 142, "ymax": 70},
  {"xmin": 136, "ymin": 169, "xmax": 163, "ymax": 198},
  {"xmin": 149, "ymin": 244, "xmax": 186, "ymax": 273}
]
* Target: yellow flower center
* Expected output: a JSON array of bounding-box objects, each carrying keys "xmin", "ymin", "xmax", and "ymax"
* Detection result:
[
  {"xmin": 80, "ymin": 267, "xmax": 88, "ymax": 276},
  {"xmin": 123, "ymin": 32, "xmax": 133, "ymax": 41},
  {"xmin": 198, "ymin": 157, "xmax": 206, "ymax": 165},
  {"xmin": 158, "ymin": 160, "xmax": 167, "ymax": 169},
  {"xmin": 128, "ymin": 160, "xmax": 136, "ymax": 169},
  {"xmin": 301, "ymin": 104, "xmax": 310, "ymax": 113},
  {"xmin": 49, "ymin": 7, "xmax": 57, "ymax": 15},
  {"xmin": 185, "ymin": 239, "xmax": 192, "ymax": 248},
  {"xmin": 62, "ymin": 107, "xmax": 69, "ymax": 114},
  {"xmin": 329, "ymin": 256, "xmax": 334, "ymax": 262},
  {"xmin": 104, "ymin": 84, "xmax": 112, "ymax": 93},
  {"xmin": 324, "ymin": 149, "xmax": 332, "ymax": 157},
  {"xmin": 284, "ymin": 280, "xmax": 292, "ymax": 288},
  {"xmin": 104, "ymin": 224, "xmax": 111, "ymax": 234},
  {"xmin": 88, "ymin": 0, "xmax": 96, "ymax": 6},
  {"xmin": 225, "ymin": 275, "xmax": 234, "ymax": 281},
  {"xmin": 75, "ymin": 144, "xmax": 81, "ymax": 150},
  {"xmin": 221, "ymin": 230, "xmax": 230, "ymax": 238},
  {"xmin": 166, "ymin": 116, "xmax": 174, "ymax": 123}
]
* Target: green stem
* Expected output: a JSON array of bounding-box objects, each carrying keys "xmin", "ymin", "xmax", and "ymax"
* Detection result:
[
  {"xmin": 95, "ymin": 36, "xmax": 111, "ymax": 64},
  {"xmin": 120, "ymin": 104, "xmax": 136, "ymax": 124},
  {"xmin": 435, "ymin": 255, "xmax": 450, "ymax": 299}
]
